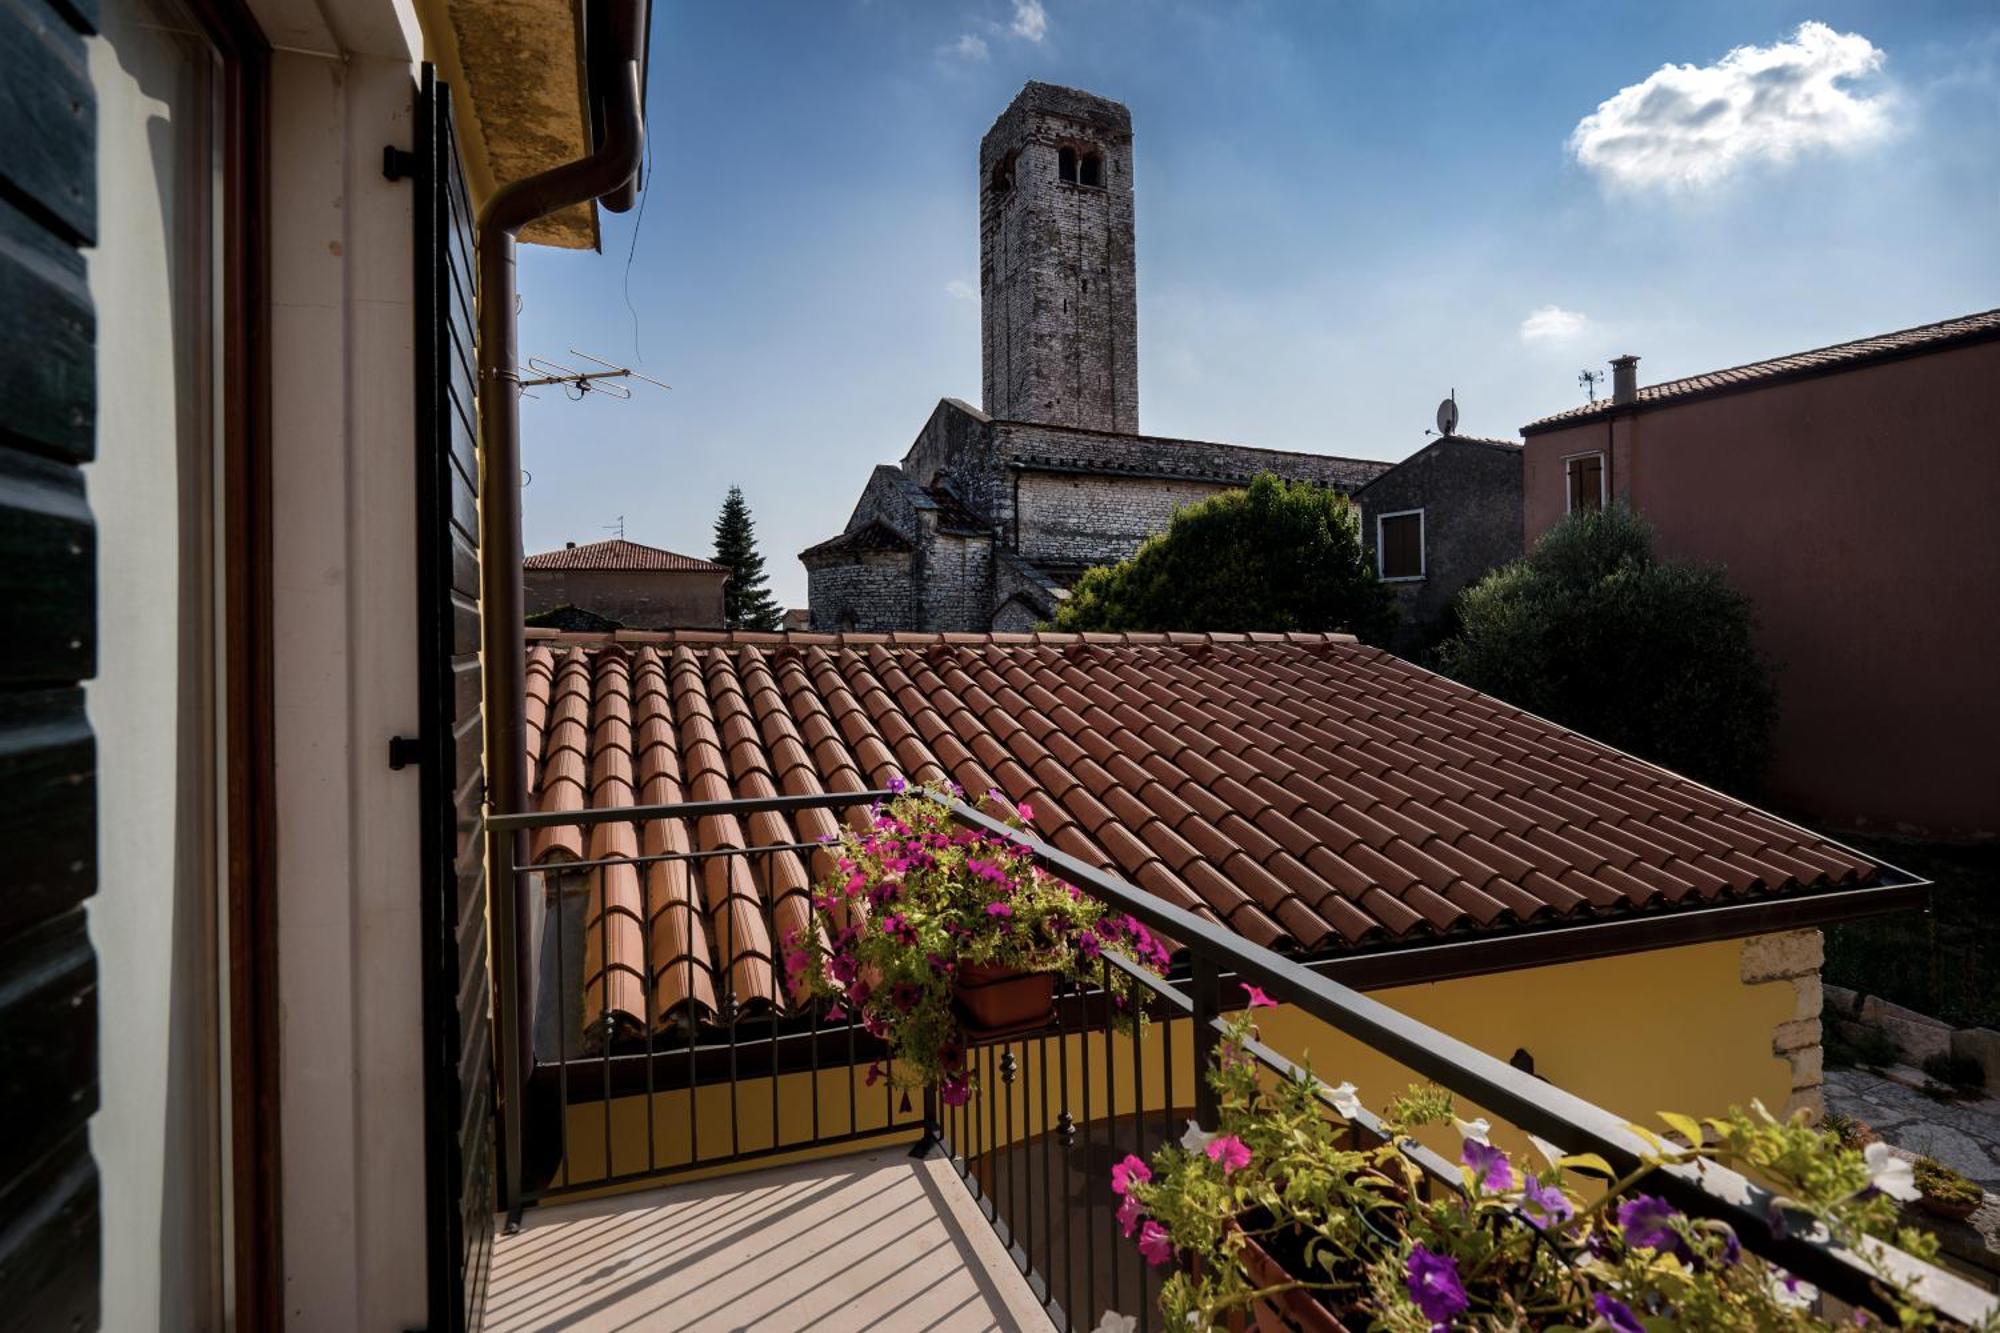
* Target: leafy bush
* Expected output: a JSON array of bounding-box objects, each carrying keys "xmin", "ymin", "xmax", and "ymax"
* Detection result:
[
  {"xmin": 1053, "ymin": 474, "xmax": 1395, "ymax": 643},
  {"xmin": 1436, "ymin": 505, "xmax": 1775, "ymax": 794}
]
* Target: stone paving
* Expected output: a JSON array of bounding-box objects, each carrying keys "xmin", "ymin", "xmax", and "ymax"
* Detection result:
[{"xmin": 1824, "ymin": 1065, "xmax": 2000, "ymax": 1187}]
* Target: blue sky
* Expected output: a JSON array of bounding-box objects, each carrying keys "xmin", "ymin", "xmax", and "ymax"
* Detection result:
[{"xmin": 517, "ymin": 1, "xmax": 2000, "ymax": 607}]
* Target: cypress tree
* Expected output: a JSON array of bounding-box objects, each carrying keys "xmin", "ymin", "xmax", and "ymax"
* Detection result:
[{"xmin": 712, "ymin": 485, "xmax": 784, "ymax": 631}]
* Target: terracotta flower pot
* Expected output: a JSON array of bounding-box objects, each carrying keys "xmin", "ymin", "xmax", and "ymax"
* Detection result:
[
  {"xmin": 1236, "ymin": 1231, "xmax": 1349, "ymax": 1333},
  {"xmin": 952, "ymin": 961, "xmax": 1056, "ymax": 1036},
  {"xmin": 1917, "ymin": 1191, "xmax": 1981, "ymax": 1223}
]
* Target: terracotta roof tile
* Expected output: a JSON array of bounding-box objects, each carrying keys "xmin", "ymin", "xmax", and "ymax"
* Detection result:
[
  {"xmin": 1522, "ymin": 308, "xmax": 2000, "ymax": 433},
  {"xmin": 524, "ymin": 538, "xmax": 726, "ymax": 572},
  {"xmin": 519, "ymin": 631, "xmax": 1890, "ymax": 1038}
]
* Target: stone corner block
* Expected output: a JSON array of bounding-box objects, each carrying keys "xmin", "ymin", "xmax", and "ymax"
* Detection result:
[{"xmin": 1739, "ymin": 929, "xmax": 1823, "ymax": 984}]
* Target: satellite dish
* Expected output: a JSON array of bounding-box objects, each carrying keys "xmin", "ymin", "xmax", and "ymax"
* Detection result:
[{"xmin": 1435, "ymin": 393, "xmax": 1459, "ymax": 437}]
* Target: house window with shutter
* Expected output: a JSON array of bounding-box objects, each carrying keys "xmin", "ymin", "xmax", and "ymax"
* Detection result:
[
  {"xmin": 1565, "ymin": 452, "xmax": 1606, "ymax": 513},
  {"xmin": 1377, "ymin": 510, "xmax": 1425, "ymax": 581}
]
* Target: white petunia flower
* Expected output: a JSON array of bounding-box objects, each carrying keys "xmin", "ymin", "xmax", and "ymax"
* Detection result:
[
  {"xmin": 1863, "ymin": 1142, "xmax": 1921, "ymax": 1202},
  {"xmin": 1329, "ymin": 1082, "xmax": 1362, "ymax": 1119},
  {"xmin": 1180, "ymin": 1120, "xmax": 1215, "ymax": 1154},
  {"xmin": 1092, "ymin": 1312, "xmax": 1137, "ymax": 1333},
  {"xmin": 1527, "ymin": 1134, "xmax": 1563, "ymax": 1168},
  {"xmin": 1771, "ymin": 1273, "xmax": 1818, "ymax": 1309},
  {"xmin": 1453, "ymin": 1115, "xmax": 1492, "ymax": 1145}
]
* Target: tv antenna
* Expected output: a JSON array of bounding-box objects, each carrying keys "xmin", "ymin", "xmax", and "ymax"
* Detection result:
[
  {"xmin": 604, "ymin": 515, "xmax": 626, "ymax": 540},
  {"xmin": 518, "ymin": 348, "xmax": 671, "ymax": 402},
  {"xmin": 1578, "ymin": 368, "xmax": 1603, "ymax": 403},
  {"xmin": 1425, "ymin": 390, "xmax": 1459, "ymax": 438}
]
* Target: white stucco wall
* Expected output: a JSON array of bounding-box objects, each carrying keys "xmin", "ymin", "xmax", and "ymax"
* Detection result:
[
  {"xmin": 85, "ymin": 3, "xmax": 227, "ymax": 1325},
  {"xmin": 262, "ymin": 38, "xmax": 430, "ymax": 1332}
]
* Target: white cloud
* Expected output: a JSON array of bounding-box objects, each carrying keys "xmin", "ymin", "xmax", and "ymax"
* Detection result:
[
  {"xmin": 1010, "ymin": 0, "xmax": 1047, "ymax": 43},
  {"xmin": 1568, "ymin": 21, "xmax": 1896, "ymax": 191},
  {"xmin": 1519, "ymin": 305, "xmax": 1591, "ymax": 345},
  {"xmin": 945, "ymin": 279, "xmax": 976, "ymax": 301},
  {"xmin": 942, "ymin": 32, "xmax": 989, "ymax": 61}
]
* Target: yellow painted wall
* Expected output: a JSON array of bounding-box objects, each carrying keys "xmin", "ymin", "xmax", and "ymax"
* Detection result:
[{"xmin": 549, "ymin": 940, "xmax": 1795, "ymax": 1199}]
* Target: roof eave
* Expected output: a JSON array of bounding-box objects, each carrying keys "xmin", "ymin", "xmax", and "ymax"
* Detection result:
[
  {"xmin": 1522, "ymin": 320, "xmax": 2000, "ymax": 436},
  {"xmin": 1309, "ymin": 873, "xmax": 1926, "ymax": 990}
]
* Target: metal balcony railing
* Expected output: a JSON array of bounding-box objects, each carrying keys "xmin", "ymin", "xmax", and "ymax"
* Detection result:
[{"xmin": 487, "ymin": 791, "xmax": 1998, "ymax": 1331}]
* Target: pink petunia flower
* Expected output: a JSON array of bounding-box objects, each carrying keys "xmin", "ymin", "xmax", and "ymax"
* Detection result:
[
  {"xmin": 1116, "ymin": 1194, "xmax": 1145, "ymax": 1238},
  {"xmin": 1242, "ymin": 984, "xmax": 1277, "ymax": 1009},
  {"xmin": 1135, "ymin": 1221, "xmax": 1174, "ymax": 1267},
  {"xmin": 1109, "ymin": 1153, "xmax": 1151, "ymax": 1197},
  {"xmin": 1204, "ymin": 1135, "xmax": 1253, "ymax": 1175}
]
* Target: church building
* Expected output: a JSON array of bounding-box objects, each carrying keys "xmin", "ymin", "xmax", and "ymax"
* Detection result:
[{"xmin": 802, "ymin": 82, "xmax": 1390, "ymax": 631}]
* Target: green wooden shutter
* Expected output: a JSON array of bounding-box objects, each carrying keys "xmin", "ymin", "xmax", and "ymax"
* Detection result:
[{"xmin": 0, "ymin": 0, "xmax": 103, "ymax": 1328}]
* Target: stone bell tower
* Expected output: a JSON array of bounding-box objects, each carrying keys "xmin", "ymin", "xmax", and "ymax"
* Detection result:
[{"xmin": 978, "ymin": 82, "xmax": 1139, "ymax": 434}]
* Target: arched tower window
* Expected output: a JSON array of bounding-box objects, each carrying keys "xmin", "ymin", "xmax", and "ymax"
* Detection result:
[
  {"xmin": 1080, "ymin": 151, "xmax": 1104, "ymax": 188},
  {"xmin": 1057, "ymin": 146, "xmax": 1078, "ymax": 183}
]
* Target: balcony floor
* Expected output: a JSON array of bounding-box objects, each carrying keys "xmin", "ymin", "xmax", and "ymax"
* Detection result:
[{"xmin": 485, "ymin": 1145, "xmax": 1054, "ymax": 1331}]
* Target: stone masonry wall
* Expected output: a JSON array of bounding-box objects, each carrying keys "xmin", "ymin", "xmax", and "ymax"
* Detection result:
[
  {"xmin": 918, "ymin": 531, "xmax": 996, "ymax": 632},
  {"xmin": 1015, "ymin": 471, "xmax": 1226, "ymax": 567},
  {"xmin": 806, "ymin": 553, "xmax": 917, "ymax": 631},
  {"xmin": 523, "ymin": 568, "xmax": 728, "ymax": 629},
  {"xmin": 1356, "ymin": 438, "xmax": 1523, "ymax": 658},
  {"xmin": 980, "ymin": 83, "xmax": 1138, "ymax": 433},
  {"xmin": 1741, "ymin": 929, "xmax": 1826, "ymax": 1120}
]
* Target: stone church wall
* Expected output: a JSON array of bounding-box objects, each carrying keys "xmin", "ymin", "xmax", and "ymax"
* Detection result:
[
  {"xmin": 808, "ymin": 552, "xmax": 917, "ymax": 631},
  {"xmin": 1015, "ymin": 471, "xmax": 1225, "ymax": 568},
  {"xmin": 919, "ymin": 532, "xmax": 995, "ymax": 632}
]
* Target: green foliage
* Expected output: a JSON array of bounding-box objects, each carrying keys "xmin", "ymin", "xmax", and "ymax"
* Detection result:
[
  {"xmin": 1119, "ymin": 1016, "xmax": 1964, "ymax": 1333},
  {"xmin": 1437, "ymin": 504, "xmax": 1775, "ymax": 792},
  {"xmin": 711, "ymin": 484, "xmax": 784, "ymax": 631},
  {"xmin": 1052, "ymin": 474, "xmax": 1395, "ymax": 642},
  {"xmin": 1914, "ymin": 1157, "xmax": 1981, "ymax": 1207},
  {"xmin": 1825, "ymin": 840, "xmax": 2000, "ymax": 1031},
  {"xmin": 793, "ymin": 790, "xmax": 1164, "ymax": 1103}
]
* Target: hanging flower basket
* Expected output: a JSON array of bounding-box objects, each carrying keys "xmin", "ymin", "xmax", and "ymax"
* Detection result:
[
  {"xmin": 953, "ymin": 959, "xmax": 1058, "ymax": 1036},
  {"xmin": 1234, "ymin": 1228, "xmax": 1349, "ymax": 1333},
  {"xmin": 792, "ymin": 782, "xmax": 1169, "ymax": 1106}
]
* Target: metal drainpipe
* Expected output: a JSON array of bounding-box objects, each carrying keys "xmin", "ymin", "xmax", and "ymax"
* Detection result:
[{"xmin": 477, "ymin": 3, "xmax": 645, "ymax": 1218}]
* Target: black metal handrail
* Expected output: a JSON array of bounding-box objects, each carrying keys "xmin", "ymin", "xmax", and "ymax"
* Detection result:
[{"xmin": 485, "ymin": 790, "xmax": 1996, "ymax": 1328}]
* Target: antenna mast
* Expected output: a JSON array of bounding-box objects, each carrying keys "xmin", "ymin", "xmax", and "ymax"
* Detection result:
[
  {"xmin": 1578, "ymin": 368, "xmax": 1603, "ymax": 403},
  {"xmin": 518, "ymin": 348, "xmax": 671, "ymax": 401}
]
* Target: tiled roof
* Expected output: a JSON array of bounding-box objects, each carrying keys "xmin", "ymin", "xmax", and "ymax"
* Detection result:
[
  {"xmin": 524, "ymin": 538, "xmax": 726, "ymax": 572},
  {"xmin": 797, "ymin": 521, "xmax": 915, "ymax": 564},
  {"xmin": 1523, "ymin": 308, "xmax": 2000, "ymax": 434},
  {"xmin": 1010, "ymin": 451, "xmax": 1391, "ymax": 492},
  {"xmin": 922, "ymin": 485, "xmax": 990, "ymax": 534},
  {"xmin": 521, "ymin": 630, "xmax": 1881, "ymax": 1038}
]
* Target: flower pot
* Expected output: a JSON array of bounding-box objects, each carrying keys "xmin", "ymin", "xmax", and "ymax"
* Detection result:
[
  {"xmin": 1917, "ymin": 1191, "xmax": 1981, "ymax": 1223},
  {"xmin": 952, "ymin": 962, "xmax": 1056, "ymax": 1036},
  {"xmin": 1237, "ymin": 1231, "xmax": 1349, "ymax": 1333}
]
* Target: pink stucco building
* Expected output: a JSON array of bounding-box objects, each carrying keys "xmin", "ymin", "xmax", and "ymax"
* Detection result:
[{"xmin": 1521, "ymin": 309, "xmax": 2000, "ymax": 839}]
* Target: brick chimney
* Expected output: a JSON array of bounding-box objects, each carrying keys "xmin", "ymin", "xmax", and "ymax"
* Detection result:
[{"xmin": 1611, "ymin": 355, "xmax": 1640, "ymax": 406}]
